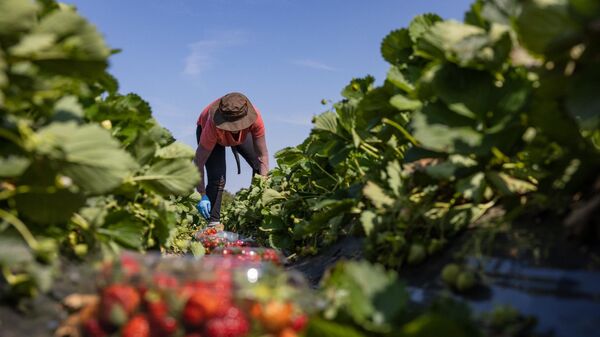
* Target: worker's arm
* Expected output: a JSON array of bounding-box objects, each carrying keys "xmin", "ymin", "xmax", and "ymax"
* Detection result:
[
  {"xmin": 253, "ymin": 135, "xmax": 269, "ymax": 176},
  {"xmin": 194, "ymin": 144, "xmax": 212, "ymax": 194}
]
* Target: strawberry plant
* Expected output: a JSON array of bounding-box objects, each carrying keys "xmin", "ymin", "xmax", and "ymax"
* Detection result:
[
  {"xmin": 0, "ymin": 0, "xmax": 201, "ymax": 299},
  {"xmin": 223, "ymin": 0, "xmax": 600, "ymax": 267}
]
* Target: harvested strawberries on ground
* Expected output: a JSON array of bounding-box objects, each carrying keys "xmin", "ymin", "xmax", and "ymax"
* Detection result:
[
  {"xmin": 122, "ymin": 315, "xmax": 150, "ymax": 337},
  {"xmin": 83, "ymin": 318, "xmax": 108, "ymax": 337},
  {"xmin": 99, "ymin": 284, "xmax": 141, "ymax": 326}
]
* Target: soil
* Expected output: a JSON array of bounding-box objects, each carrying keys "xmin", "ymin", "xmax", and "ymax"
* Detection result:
[{"xmin": 0, "ymin": 260, "xmax": 96, "ymax": 337}]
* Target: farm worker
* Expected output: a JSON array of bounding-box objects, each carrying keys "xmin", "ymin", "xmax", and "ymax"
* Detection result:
[{"xmin": 194, "ymin": 92, "xmax": 269, "ymax": 227}]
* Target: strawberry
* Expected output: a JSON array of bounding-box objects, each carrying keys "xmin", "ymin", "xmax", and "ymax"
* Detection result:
[
  {"xmin": 153, "ymin": 272, "xmax": 179, "ymax": 289},
  {"xmin": 204, "ymin": 307, "xmax": 249, "ymax": 337},
  {"xmin": 99, "ymin": 284, "xmax": 141, "ymax": 327},
  {"xmin": 259, "ymin": 301, "xmax": 293, "ymax": 333},
  {"xmin": 122, "ymin": 315, "xmax": 150, "ymax": 337},
  {"xmin": 120, "ymin": 254, "xmax": 141, "ymax": 277},
  {"xmin": 147, "ymin": 298, "xmax": 178, "ymax": 337},
  {"xmin": 82, "ymin": 318, "xmax": 108, "ymax": 337},
  {"xmin": 183, "ymin": 289, "xmax": 230, "ymax": 327},
  {"xmin": 204, "ymin": 319, "xmax": 226, "ymax": 337},
  {"xmin": 261, "ymin": 249, "xmax": 281, "ymax": 264},
  {"xmin": 291, "ymin": 314, "xmax": 308, "ymax": 332},
  {"xmin": 279, "ymin": 328, "xmax": 298, "ymax": 337}
]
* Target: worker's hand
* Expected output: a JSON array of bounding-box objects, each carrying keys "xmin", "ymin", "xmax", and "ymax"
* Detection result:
[{"xmin": 197, "ymin": 195, "xmax": 211, "ymax": 219}]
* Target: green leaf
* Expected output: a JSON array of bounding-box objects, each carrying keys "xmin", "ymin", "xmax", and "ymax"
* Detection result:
[
  {"xmin": 24, "ymin": 10, "xmax": 110, "ymax": 60},
  {"xmin": 401, "ymin": 314, "xmax": 467, "ymax": 337},
  {"xmin": 305, "ymin": 318, "xmax": 366, "ymax": 337},
  {"xmin": 516, "ymin": 0, "xmax": 581, "ymax": 55},
  {"xmin": 341, "ymin": 76, "xmax": 375, "ymax": 100},
  {"xmin": 136, "ymin": 158, "xmax": 200, "ymax": 196},
  {"xmin": 360, "ymin": 210, "xmax": 377, "ymax": 236},
  {"xmin": 412, "ymin": 103, "xmax": 482, "ymax": 154},
  {"xmin": 0, "ymin": 236, "xmax": 34, "ymax": 266},
  {"xmin": 416, "ymin": 20, "xmax": 511, "ymax": 69},
  {"xmin": 189, "ymin": 241, "xmax": 205, "ymax": 257},
  {"xmin": 0, "ymin": 156, "xmax": 30, "ymax": 177},
  {"xmin": 570, "ymin": 0, "xmax": 600, "ymax": 18},
  {"xmin": 262, "ymin": 188, "xmax": 283, "ymax": 205},
  {"xmin": 431, "ymin": 64, "xmax": 495, "ymax": 119},
  {"xmin": 130, "ymin": 132, "xmax": 158, "ymax": 165},
  {"xmin": 313, "ymin": 111, "xmax": 339, "ymax": 134},
  {"xmin": 386, "ymin": 160, "xmax": 403, "ymax": 196},
  {"xmin": 155, "ymin": 141, "xmax": 195, "ymax": 159},
  {"xmin": 381, "ymin": 29, "xmax": 413, "ymax": 65},
  {"xmin": 0, "ymin": 0, "xmax": 38, "ymax": 37},
  {"xmin": 363, "ymin": 182, "xmax": 394, "ymax": 208},
  {"xmin": 321, "ymin": 261, "xmax": 408, "ymax": 332},
  {"xmin": 15, "ymin": 185, "xmax": 86, "ymax": 224},
  {"xmin": 101, "ymin": 220, "xmax": 146, "ymax": 249},
  {"xmin": 15, "ymin": 162, "xmax": 86, "ymax": 224},
  {"xmin": 52, "ymin": 95, "xmax": 84, "ymax": 121},
  {"xmin": 390, "ymin": 94, "xmax": 422, "ymax": 111},
  {"xmin": 565, "ymin": 70, "xmax": 600, "ymax": 131},
  {"xmin": 456, "ymin": 172, "xmax": 486, "ymax": 203},
  {"xmin": 9, "ymin": 9, "xmax": 110, "ymax": 78},
  {"xmin": 387, "ymin": 66, "xmax": 414, "ymax": 93},
  {"xmin": 36, "ymin": 122, "xmax": 139, "ymax": 194},
  {"xmin": 486, "ymin": 171, "xmax": 537, "ymax": 195},
  {"xmin": 408, "ymin": 13, "xmax": 443, "ymax": 42}
]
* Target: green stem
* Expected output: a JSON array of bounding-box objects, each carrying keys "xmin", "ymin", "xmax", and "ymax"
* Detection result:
[
  {"xmin": 0, "ymin": 129, "xmax": 24, "ymax": 148},
  {"xmin": 0, "ymin": 208, "xmax": 38, "ymax": 249},
  {"xmin": 311, "ymin": 161, "xmax": 338, "ymax": 183},
  {"xmin": 382, "ymin": 118, "xmax": 418, "ymax": 145}
]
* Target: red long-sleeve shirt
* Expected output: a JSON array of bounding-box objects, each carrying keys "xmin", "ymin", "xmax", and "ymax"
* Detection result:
[{"xmin": 194, "ymin": 100, "xmax": 269, "ymax": 194}]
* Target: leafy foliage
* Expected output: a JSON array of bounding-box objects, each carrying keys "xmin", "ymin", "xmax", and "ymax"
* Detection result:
[
  {"xmin": 0, "ymin": 0, "xmax": 201, "ymax": 298},
  {"xmin": 309, "ymin": 260, "xmax": 535, "ymax": 337},
  {"xmin": 223, "ymin": 0, "xmax": 600, "ymax": 267}
]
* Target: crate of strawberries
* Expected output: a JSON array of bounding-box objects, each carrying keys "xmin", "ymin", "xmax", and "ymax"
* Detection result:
[
  {"xmin": 78, "ymin": 253, "xmax": 311, "ymax": 337},
  {"xmin": 194, "ymin": 228, "xmax": 256, "ymax": 254},
  {"xmin": 209, "ymin": 247, "xmax": 285, "ymax": 265}
]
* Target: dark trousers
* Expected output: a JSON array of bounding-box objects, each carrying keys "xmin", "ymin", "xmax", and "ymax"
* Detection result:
[{"xmin": 196, "ymin": 125, "xmax": 260, "ymax": 223}]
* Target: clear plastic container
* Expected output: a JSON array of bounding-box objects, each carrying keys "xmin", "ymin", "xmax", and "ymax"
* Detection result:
[{"xmin": 81, "ymin": 252, "xmax": 312, "ymax": 337}]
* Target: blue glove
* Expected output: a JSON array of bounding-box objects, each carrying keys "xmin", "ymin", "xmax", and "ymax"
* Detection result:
[{"xmin": 197, "ymin": 195, "xmax": 211, "ymax": 219}]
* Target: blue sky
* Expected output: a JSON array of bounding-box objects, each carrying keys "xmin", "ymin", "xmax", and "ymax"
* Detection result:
[{"xmin": 64, "ymin": 0, "xmax": 473, "ymax": 192}]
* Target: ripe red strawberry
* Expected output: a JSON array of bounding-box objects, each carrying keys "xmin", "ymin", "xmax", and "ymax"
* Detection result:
[
  {"xmin": 279, "ymin": 328, "xmax": 298, "ymax": 337},
  {"xmin": 262, "ymin": 249, "xmax": 281, "ymax": 264},
  {"xmin": 204, "ymin": 306, "xmax": 249, "ymax": 337},
  {"xmin": 147, "ymin": 298, "xmax": 178, "ymax": 337},
  {"xmin": 183, "ymin": 289, "xmax": 230, "ymax": 327},
  {"xmin": 291, "ymin": 314, "xmax": 308, "ymax": 332},
  {"xmin": 153, "ymin": 272, "xmax": 178, "ymax": 289},
  {"xmin": 182, "ymin": 291, "xmax": 206, "ymax": 328},
  {"xmin": 120, "ymin": 254, "xmax": 142, "ymax": 277},
  {"xmin": 122, "ymin": 315, "xmax": 150, "ymax": 337},
  {"xmin": 204, "ymin": 319, "xmax": 226, "ymax": 337},
  {"xmin": 82, "ymin": 318, "xmax": 108, "ymax": 337},
  {"xmin": 99, "ymin": 284, "xmax": 141, "ymax": 326}
]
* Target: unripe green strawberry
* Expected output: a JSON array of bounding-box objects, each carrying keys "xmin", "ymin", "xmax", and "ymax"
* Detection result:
[
  {"xmin": 456, "ymin": 271, "xmax": 476, "ymax": 292},
  {"xmin": 406, "ymin": 243, "xmax": 426, "ymax": 265},
  {"xmin": 441, "ymin": 264, "xmax": 461, "ymax": 286}
]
